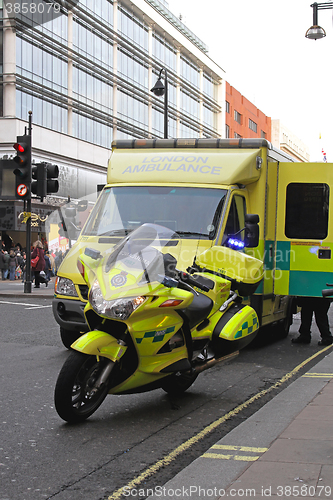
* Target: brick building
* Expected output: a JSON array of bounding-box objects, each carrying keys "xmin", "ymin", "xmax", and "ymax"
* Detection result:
[{"xmin": 225, "ymin": 82, "xmax": 271, "ymax": 141}]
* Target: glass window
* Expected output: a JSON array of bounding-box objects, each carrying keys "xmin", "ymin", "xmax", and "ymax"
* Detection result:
[
  {"xmin": 234, "ymin": 110, "xmax": 242, "ymax": 124},
  {"xmin": 223, "ymin": 195, "xmax": 246, "ymax": 244},
  {"xmin": 180, "ymin": 55, "xmax": 199, "ymax": 88},
  {"xmin": 83, "ymin": 186, "xmax": 227, "ymax": 239},
  {"xmin": 225, "ymin": 124, "xmax": 230, "ymax": 138},
  {"xmin": 285, "ymin": 183, "xmax": 329, "ymax": 239},
  {"xmin": 249, "ymin": 119, "xmax": 257, "ymax": 133},
  {"xmin": 203, "ymin": 73, "xmax": 216, "ymax": 99}
]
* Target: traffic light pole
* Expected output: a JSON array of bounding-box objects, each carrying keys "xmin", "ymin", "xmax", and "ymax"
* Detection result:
[{"xmin": 24, "ymin": 112, "xmax": 33, "ymax": 294}]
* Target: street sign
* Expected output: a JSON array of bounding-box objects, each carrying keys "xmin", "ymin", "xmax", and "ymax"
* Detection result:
[{"xmin": 16, "ymin": 183, "xmax": 28, "ymax": 197}]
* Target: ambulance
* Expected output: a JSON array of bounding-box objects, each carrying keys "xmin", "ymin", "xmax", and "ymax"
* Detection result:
[{"xmin": 53, "ymin": 138, "xmax": 332, "ymax": 348}]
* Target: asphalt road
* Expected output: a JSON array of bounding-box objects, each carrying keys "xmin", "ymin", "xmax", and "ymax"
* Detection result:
[{"xmin": 0, "ymin": 297, "xmax": 332, "ymax": 500}]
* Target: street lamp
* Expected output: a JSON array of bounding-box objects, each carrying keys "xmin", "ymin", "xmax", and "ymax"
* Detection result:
[
  {"xmin": 305, "ymin": 2, "xmax": 333, "ymax": 40},
  {"xmin": 151, "ymin": 68, "xmax": 168, "ymax": 139}
]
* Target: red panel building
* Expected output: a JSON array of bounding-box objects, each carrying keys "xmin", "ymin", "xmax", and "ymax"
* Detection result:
[{"xmin": 225, "ymin": 82, "xmax": 271, "ymax": 142}]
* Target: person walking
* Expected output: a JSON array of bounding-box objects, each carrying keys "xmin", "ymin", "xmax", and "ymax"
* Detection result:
[
  {"xmin": 0, "ymin": 249, "xmax": 5, "ymax": 280},
  {"xmin": 20, "ymin": 251, "xmax": 27, "ymax": 283},
  {"xmin": 292, "ymin": 297, "xmax": 333, "ymax": 346},
  {"xmin": 8, "ymin": 250, "xmax": 18, "ymax": 281},
  {"xmin": 2, "ymin": 251, "xmax": 9, "ymax": 279},
  {"xmin": 31, "ymin": 240, "xmax": 46, "ymax": 288},
  {"xmin": 44, "ymin": 251, "xmax": 52, "ymax": 281}
]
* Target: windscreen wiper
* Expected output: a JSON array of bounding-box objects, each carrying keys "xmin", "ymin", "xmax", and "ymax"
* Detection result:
[
  {"xmin": 99, "ymin": 229, "xmax": 133, "ymax": 236},
  {"xmin": 175, "ymin": 231, "xmax": 209, "ymax": 239}
]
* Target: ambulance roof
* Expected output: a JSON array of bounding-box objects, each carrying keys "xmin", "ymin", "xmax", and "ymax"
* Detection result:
[{"xmin": 108, "ymin": 138, "xmax": 270, "ymax": 186}]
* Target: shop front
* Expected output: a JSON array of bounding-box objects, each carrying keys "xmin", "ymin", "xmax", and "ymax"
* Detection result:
[{"xmin": 0, "ymin": 201, "xmax": 64, "ymax": 252}]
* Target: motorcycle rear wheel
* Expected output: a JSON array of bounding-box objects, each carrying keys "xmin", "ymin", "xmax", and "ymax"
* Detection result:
[
  {"xmin": 54, "ymin": 351, "xmax": 110, "ymax": 423},
  {"xmin": 161, "ymin": 370, "xmax": 198, "ymax": 396}
]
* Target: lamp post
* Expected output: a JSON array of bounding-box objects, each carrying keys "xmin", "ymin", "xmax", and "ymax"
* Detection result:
[
  {"xmin": 305, "ymin": 2, "xmax": 333, "ymax": 40},
  {"xmin": 151, "ymin": 68, "xmax": 168, "ymax": 139}
]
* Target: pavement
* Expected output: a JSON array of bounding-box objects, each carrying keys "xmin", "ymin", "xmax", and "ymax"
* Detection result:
[
  {"xmin": 0, "ymin": 277, "xmax": 55, "ymax": 298},
  {"xmin": 146, "ymin": 347, "xmax": 333, "ymax": 499},
  {"xmin": 1, "ymin": 279, "xmax": 333, "ymax": 499}
]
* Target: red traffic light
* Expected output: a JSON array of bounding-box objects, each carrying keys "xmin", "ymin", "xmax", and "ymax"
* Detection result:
[
  {"xmin": 13, "ymin": 143, "xmax": 25, "ymax": 154},
  {"xmin": 13, "ymin": 135, "xmax": 31, "ymax": 169},
  {"xmin": 13, "ymin": 135, "xmax": 31, "ymax": 200}
]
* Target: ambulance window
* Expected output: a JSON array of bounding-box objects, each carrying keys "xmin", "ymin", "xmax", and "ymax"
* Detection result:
[
  {"xmin": 222, "ymin": 195, "xmax": 246, "ymax": 243},
  {"xmin": 285, "ymin": 183, "xmax": 329, "ymax": 239}
]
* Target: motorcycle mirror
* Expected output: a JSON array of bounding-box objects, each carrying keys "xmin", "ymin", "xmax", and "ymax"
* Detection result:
[{"xmin": 84, "ymin": 247, "xmax": 102, "ymax": 260}]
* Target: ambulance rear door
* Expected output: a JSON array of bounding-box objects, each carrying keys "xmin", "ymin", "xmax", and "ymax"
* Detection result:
[{"xmin": 274, "ymin": 162, "xmax": 333, "ymax": 297}]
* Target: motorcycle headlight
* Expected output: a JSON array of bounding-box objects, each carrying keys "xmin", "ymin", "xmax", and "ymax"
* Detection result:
[
  {"xmin": 89, "ymin": 280, "xmax": 145, "ymax": 320},
  {"xmin": 55, "ymin": 277, "xmax": 79, "ymax": 297}
]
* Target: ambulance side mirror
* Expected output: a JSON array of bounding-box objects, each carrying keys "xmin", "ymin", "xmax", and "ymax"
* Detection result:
[{"xmin": 244, "ymin": 214, "xmax": 259, "ymax": 248}]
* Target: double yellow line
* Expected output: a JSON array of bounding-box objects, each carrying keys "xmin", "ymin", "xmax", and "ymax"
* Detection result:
[
  {"xmin": 108, "ymin": 344, "xmax": 332, "ymax": 500},
  {"xmin": 203, "ymin": 444, "xmax": 268, "ymax": 462}
]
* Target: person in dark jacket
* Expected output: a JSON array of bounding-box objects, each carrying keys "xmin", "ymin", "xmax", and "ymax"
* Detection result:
[
  {"xmin": 20, "ymin": 251, "xmax": 27, "ymax": 283},
  {"xmin": 8, "ymin": 250, "xmax": 18, "ymax": 281},
  {"xmin": 31, "ymin": 240, "xmax": 47, "ymax": 288},
  {"xmin": 292, "ymin": 297, "xmax": 333, "ymax": 346},
  {"xmin": 44, "ymin": 251, "xmax": 52, "ymax": 281},
  {"xmin": 0, "ymin": 250, "xmax": 6, "ymax": 280},
  {"xmin": 2, "ymin": 251, "xmax": 9, "ymax": 279}
]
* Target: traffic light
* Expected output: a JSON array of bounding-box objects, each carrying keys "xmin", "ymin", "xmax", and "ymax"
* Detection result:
[
  {"xmin": 13, "ymin": 135, "xmax": 31, "ymax": 199},
  {"xmin": 46, "ymin": 163, "xmax": 59, "ymax": 195},
  {"xmin": 31, "ymin": 162, "xmax": 59, "ymax": 202},
  {"xmin": 31, "ymin": 163, "xmax": 46, "ymax": 201}
]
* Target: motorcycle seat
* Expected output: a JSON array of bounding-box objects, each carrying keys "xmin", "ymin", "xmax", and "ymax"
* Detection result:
[{"xmin": 181, "ymin": 292, "xmax": 213, "ymax": 330}]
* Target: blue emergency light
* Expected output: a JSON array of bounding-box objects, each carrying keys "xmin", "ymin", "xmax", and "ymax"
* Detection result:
[{"xmin": 227, "ymin": 238, "xmax": 245, "ymax": 250}]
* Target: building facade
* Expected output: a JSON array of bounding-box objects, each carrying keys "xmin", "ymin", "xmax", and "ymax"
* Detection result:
[
  {"xmin": 0, "ymin": 0, "xmax": 225, "ymax": 247},
  {"xmin": 271, "ymin": 119, "xmax": 310, "ymax": 162},
  {"xmin": 1, "ymin": 0, "xmax": 225, "ymax": 170},
  {"xmin": 225, "ymin": 82, "xmax": 271, "ymax": 142}
]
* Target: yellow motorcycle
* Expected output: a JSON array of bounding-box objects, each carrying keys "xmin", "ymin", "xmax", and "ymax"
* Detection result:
[{"xmin": 54, "ymin": 223, "xmax": 263, "ymax": 423}]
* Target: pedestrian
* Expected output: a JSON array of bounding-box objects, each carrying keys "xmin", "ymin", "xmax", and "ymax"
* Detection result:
[
  {"xmin": 2, "ymin": 251, "xmax": 9, "ymax": 279},
  {"xmin": 20, "ymin": 251, "xmax": 27, "ymax": 282},
  {"xmin": 44, "ymin": 251, "xmax": 52, "ymax": 281},
  {"xmin": 15, "ymin": 252, "xmax": 22, "ymax": 279},
  {"xmin": 48, "ymin": 251, "xmax": 55, "ymax": 277},
  {"xmin": 292, "ymin": 297, "xmax": 333, "ymax": 346},
  {"xmin": 8, "ymin": 249, "xmax": 18, "ymax": 281},
  {"xmin": 0, "ymin": 249, "xmax": 5, "ymax": 280},
  {"xmin": 31, "ymin": 240, "xmax": 47, "ymax": 288}
]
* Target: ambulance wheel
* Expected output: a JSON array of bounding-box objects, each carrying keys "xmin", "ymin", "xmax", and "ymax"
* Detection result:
[
  {"xmin": 275, "ymin": 311, "xmax": 292, "ymax": 339},
  {"xmin": 275, "ymin": 298, "xmax": 295, "ymax": 339},
  {"xmin": 60, "ymin": 327, "xmax": 81, "ymax": 349},
  {"xmin": 161, "ymin": 370, "xmax": 198, "ymax": 396}
]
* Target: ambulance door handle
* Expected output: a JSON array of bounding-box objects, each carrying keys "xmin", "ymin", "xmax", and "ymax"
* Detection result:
[{"xmin": 318, "ymin": 249, "xmax": 331, "ymax": 259}]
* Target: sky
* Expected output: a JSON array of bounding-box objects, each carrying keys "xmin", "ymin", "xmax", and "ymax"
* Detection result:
[{"xmin": 167, "ymin": 0, "xmax": 333, "ymax": 162}]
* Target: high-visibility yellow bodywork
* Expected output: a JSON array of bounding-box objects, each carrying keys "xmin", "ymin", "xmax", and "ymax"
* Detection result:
[{"xmin": 54, "ymin": 138, "xmax": 332, "ymax": 335}]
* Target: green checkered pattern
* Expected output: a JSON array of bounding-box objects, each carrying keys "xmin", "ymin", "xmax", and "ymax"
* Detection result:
[
  {"xmin": 136, "ymin": 326, "xmax": 175, "ymax": 344},
  {"xmin": 234, "ymin": 314, "xmax": 258, "ymax": 339}
]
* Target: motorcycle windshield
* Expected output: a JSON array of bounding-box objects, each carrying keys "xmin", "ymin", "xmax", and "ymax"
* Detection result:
[{"xmin": 98, "ymin": 223, "xmax": 180, "ymax": 298}]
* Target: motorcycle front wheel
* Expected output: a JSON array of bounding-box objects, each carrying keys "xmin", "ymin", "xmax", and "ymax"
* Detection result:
[{"xmin": 54, "ymin": 351, "xmax": 110, "ymax": 423}]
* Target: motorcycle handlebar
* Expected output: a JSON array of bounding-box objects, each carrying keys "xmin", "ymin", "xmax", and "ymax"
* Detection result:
[
  {"xmin": 179, "ymin": 271, "xmax": 210, "ymax": 293},
  {"xmin": 322, "ymin": 289, "xmax": 333, "ymax": 298}
]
